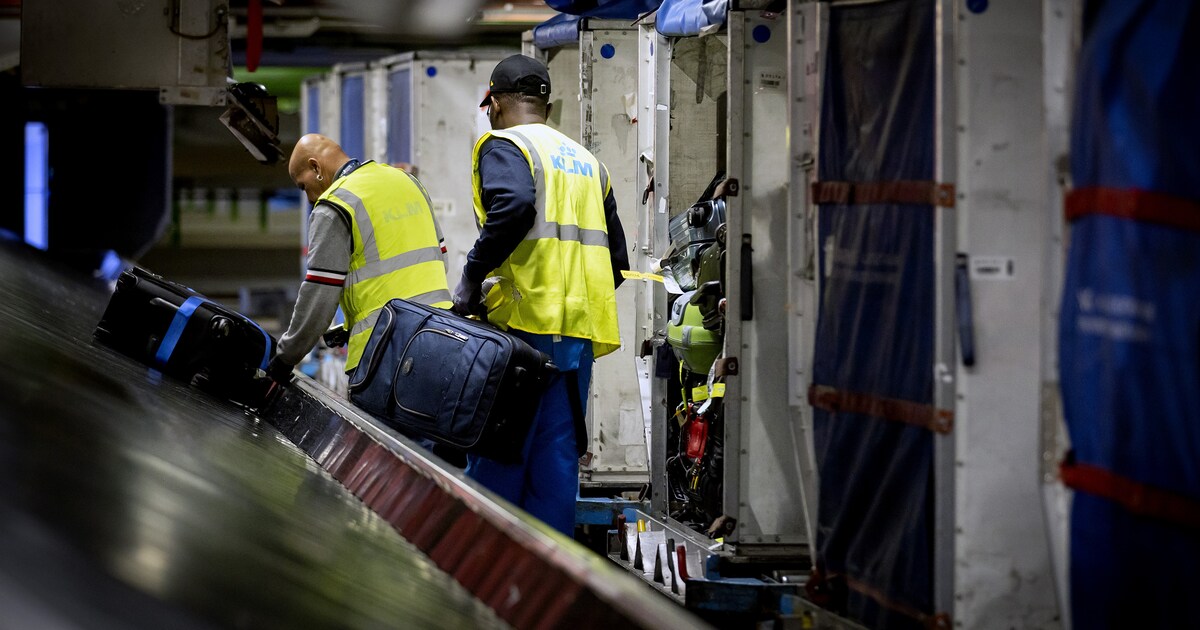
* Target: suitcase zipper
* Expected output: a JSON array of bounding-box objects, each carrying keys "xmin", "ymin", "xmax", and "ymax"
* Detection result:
[{"xmin": 347, "ymin": 306, "xmax": 395, "ymax": 392}]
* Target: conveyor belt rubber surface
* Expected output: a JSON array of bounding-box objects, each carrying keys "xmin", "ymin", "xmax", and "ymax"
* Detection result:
[{"xmin": 0, "ymin": 241, "xmax": 507, "ymax": 629}]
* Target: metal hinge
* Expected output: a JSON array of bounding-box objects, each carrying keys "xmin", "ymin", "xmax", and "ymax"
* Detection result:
[{"xmin": 715, "ymin": 357, "xmax": 739, "ymax": 377}]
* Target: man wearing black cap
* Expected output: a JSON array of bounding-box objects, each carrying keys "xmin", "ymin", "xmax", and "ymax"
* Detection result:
[{"xmin": 452, "ymin": 54, "xmax": 629, "ymax": 536}]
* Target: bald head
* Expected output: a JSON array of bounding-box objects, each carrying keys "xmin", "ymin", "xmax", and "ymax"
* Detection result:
[{"xmin": 289, "ymin": 134, "xmax": 351, "ymax": 204}]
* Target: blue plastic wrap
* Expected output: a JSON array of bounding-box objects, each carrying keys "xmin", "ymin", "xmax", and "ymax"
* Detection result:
[
  {"xmin": 545, "ymin": 0, "xmax": 660, "ymax": 18},
  {"xmin": 654, "ymin": 0, "xmax": 727, "ymax": 37},
  {"xmin": 810, "ymin": 1, "xmax": 935, "ymax": 628},
  {"xmin": 1060, "ymin": 2, "xmax": 1200, "ymax": 627},
  {"xmin": 1071, "ymin": 1, "xmax": 1200, "ymax": 201},
  {"xmin": 533, "ymin": 12, "xmax": 584, "ymax": 49},
  {"xmin": 535, "ymin": 0, "xmax": 661, "ymax": 49}
]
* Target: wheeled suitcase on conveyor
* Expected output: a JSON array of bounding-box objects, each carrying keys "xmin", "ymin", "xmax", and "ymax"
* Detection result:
[
  {"xmin": 93, "ymin": 267, "xmax": 277, "ymax": 408},
  {"xmin": 347, "ymin": 298, "xmax": 557, "ymax": 464}
]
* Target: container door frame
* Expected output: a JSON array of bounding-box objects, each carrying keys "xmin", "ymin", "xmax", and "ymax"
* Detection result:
[
  {"xmin": 724, "ymin": 10, "xmax": 811, "ymax": 551},
  {"xmin": 581, "ymin": 20, "xmax": 652, "ymax": 487}
]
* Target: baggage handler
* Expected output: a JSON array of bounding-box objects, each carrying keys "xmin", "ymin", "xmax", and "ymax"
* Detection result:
[
  {"xmin": 269, "ymin": 134, "xmax": 452, "ymax": 381},
  {"xmin": 452, "ymin": 55, "xmax": 629, "ymax": 536}
]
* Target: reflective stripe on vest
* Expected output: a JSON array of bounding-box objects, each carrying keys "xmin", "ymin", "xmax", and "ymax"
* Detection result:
[
  {"xmin": 405, "ymin": 169, "xmax": 447, "ymax": 247},
  {"xmin": 330, "ymin": 187, "xmax": 380, "ymax": 264},
  {"xmin": 503, "ymin": 128, "xmax": 611, "ymax": 248}
]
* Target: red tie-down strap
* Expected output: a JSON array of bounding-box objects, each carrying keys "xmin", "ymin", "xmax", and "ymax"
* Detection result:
[
  {"xmin": 1065, "ymin": 187, "xmax": 1200, "ymax": 233},
  {"xmin": 1059, "ymin": 454, "xmax": 1200, "ymax": 531},
  {"xmin": 246, "ymin": 0, "xmax": 262, "ymax": 72},
  {"xmin": 806, "ymin": 567, "xmax": 952, "ymax": 630},
  {"xmin": 812, "ymin": 180, "xmax": 956, "ymax": 208},
  {"xmin": 808, "ymin": 384, "xmax": 955, "ymax": 434}
]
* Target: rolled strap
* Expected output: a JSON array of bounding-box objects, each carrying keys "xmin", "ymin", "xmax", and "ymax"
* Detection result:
[{"xmin": 1060, "ymin": 455, "xmax": 1200, "ymax": 530}]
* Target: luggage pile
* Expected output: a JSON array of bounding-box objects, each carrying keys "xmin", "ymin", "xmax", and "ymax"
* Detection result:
[{"xmin": 660, "ymin": 183, "xmax": 730, "ymax": 530}]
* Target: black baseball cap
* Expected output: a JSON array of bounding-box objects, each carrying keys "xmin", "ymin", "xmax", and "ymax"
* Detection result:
[{"xmin": 479, "ymin": 54, "xmax": 551, "ymax": 108}]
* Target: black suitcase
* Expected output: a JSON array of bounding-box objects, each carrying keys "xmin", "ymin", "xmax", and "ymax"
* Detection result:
[
  {"xmin": 347, "ymin": 298, "xmax": 557, "ymax": 463},
  {"xmin": 94, "ymin": 267, "xmax": 277, "ymax": 408}
]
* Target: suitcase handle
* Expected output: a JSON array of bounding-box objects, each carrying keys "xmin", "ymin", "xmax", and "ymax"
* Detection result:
[{"xmin": 150, "ymin": 297, "xmax": 180, "ymax": 312}]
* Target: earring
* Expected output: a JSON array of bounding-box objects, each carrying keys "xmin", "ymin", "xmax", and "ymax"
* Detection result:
[{"xmin": 316, "ymin": 174, "xmax": 323, "ymax": 182}]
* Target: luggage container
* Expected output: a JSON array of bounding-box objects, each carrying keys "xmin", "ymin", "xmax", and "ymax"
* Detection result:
[
  {"xmin": 639, "ymin": 24, "xmax": 732, "ymax": 541},
  {"xmin": 299, "ymin": 61, "xmax": 384, "ymax": 171},
  {"xmin": 524, "ymin": 25, "xmax": 583, "ymax": 141},
  {"xmin": 780, "ymin": 1, "xmax": 1063, "ymax": 627},
  {"xmin": 299, "ymin": 69, "xmax": 346, "ymax": 261},
  {"xmin": 374, "ymin": 50, "xmax": 516, "ymax": 288},
  {"xmin": 633, "ymin": 8, "xmax": 813, "ymax": 566},
  {"xmin": 300, "ymin": 73, "xmax": 339, "ymax": 139},
  {"xmin": 331, "ymin": 62, "xmax": 369, "ymax": 162}
]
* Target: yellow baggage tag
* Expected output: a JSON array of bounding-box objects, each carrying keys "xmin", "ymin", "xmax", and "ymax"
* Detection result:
[
  {"xmin": 621, "ymin": 270, "xmax": 665, "ymax": 283},
  {"xmin": 691, "ymin": 385, "xmax": 709, "ymax": 402},
  {"xmin": 710, "ymin": 383, "xmax": 726, "ymax": 398}
]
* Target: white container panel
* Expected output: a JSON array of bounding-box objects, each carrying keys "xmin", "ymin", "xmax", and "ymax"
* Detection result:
[
  {"xmin": 581, "ymin": 25, "xmax": 649, "ymax": 482},
  {"xmin": 952, "ymin": 1, "xmax": 1062, "ymax": 627},
  {"xmin": 724, "ymin": 13, "xmax": 809, "ymax": 546},
  {"xmin": 667, "ymin": 35, "xmax": 727, "ymax": 217},
  {"xmin": 407, "ymin": 53, "xmax": 514, "ymax": 288},
  {"xmin": 546, "ymin": 45, "xmax": 582, "ymax": 141}
]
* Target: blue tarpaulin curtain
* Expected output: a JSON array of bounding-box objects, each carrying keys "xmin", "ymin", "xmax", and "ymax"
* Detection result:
[
  {"xmin": 1059, "ymin": 1, "xmax": 1200, "ymax": 628},
  {"xmin": 655, "ymin": 0, "xmax": 727, "ymax": 37},
  {"xmin": 810, "ymin": 1, "xmax": 935, "ymax": 628}
]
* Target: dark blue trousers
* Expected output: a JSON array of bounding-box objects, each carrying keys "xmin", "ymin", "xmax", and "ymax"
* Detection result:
[{"xmin": 466, "ymin": 333, "xmax": 592, "ymax": 536}]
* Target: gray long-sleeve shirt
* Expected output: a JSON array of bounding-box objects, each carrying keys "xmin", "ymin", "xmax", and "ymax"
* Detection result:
[{"xmin": 274, "ymin": 204, "xmax": 351, "ymax": 366}]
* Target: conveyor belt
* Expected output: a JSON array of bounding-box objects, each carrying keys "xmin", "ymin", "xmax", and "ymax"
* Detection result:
[
  {"xmin": 0, "ymin": 241, "xmax": 504, "ymax": 629},
  {"xmin": 265, "ymin": 377, "xmax": 701, "ymax": 629},
  {"xmin": 0, "ymin": 239, "xmax": 705, "ymax": 629}
]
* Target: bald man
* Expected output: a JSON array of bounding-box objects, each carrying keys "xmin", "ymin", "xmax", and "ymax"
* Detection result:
[{"xmin": 268, "ymin": 134, "xmax": 452, "ymax": 382}]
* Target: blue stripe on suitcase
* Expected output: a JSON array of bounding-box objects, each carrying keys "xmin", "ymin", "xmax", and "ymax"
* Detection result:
[{"xmin": 155, "ymin": 296, "xmax": 204, "ymax": 368}]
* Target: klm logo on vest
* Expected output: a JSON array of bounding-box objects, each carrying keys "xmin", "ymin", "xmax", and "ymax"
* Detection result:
[
  {"xmin": 379, "ymin": 201, "xmax": 425, "ymax": 223},
  {"xmin": 550, "ymin": 143, "xmax": 593, "ymax": 178}
]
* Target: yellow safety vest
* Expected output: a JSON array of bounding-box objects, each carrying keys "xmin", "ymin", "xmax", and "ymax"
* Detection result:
[
  {"xmin": 318, "ymin": 161, "xmax": 452, "ymax": 370},
  {"xmin": 471, "ymin": 124, "xmax": 620, "ymax": 358}
]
